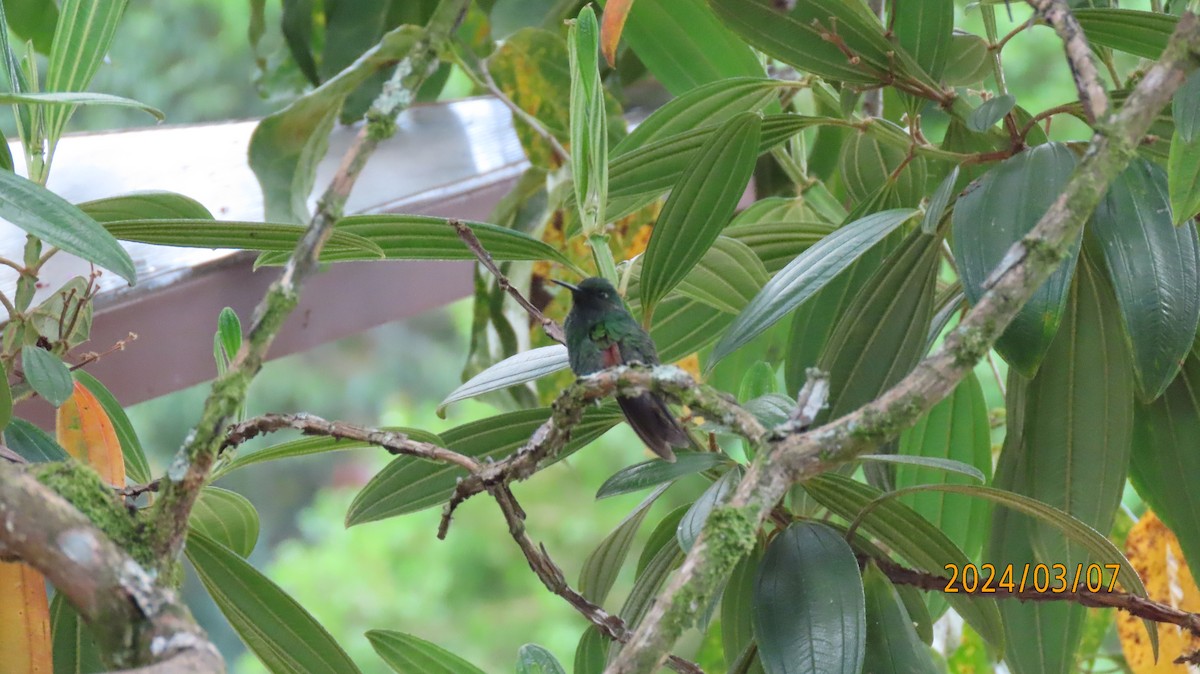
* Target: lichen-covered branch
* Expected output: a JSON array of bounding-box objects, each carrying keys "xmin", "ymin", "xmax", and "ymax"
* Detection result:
[
  {"xmin": 1026, "ymin": 0, "xmax": 1109, "ymax": 123},
  {"xmin": 438, "ymin": 365, "xmax": 765, "ymax": 538},
  {"xmin": 147, "ymin": 0, "xmax": 470, "ymax": 564},
  {"xmin": 605, "ymin": 12, "xmax": 1200, "ymax": 674},
  {"xmin": 0, "ymin": 462, "xmax": 223, "ymax": 672}
]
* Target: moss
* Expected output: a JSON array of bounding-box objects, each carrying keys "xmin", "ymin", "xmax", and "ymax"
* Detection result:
[
  {"xmin": 667, "ymin": 506, "xmax": 758, "ymax": 632},
  {"xmin": 32, "ymin": 462, "xmax": 156, "ymax": 568},
  {"xmin": 953, "ymin": 324, "xmax": 993, "ymax": 367}
]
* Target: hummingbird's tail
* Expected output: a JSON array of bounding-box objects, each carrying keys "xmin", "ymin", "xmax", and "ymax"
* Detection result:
[{"xmin": 617, "ymin": 392, "xmax": 690, "ymax": 462}]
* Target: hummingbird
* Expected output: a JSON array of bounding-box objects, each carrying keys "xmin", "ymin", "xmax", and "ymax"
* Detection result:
[{"xmin": 553, "ymin": 277, "xmax": 690, "ymax": 462}]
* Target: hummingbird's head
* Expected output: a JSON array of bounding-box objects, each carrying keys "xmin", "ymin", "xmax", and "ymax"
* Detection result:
[{"xmin": 552, "ymin": 277, "xmax": 624, "ymax": 312}]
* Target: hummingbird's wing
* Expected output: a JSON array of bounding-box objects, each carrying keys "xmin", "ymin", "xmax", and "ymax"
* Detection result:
[{"xmin": 602, "ymin": 320, "xmax": 690, "ymax": 462}]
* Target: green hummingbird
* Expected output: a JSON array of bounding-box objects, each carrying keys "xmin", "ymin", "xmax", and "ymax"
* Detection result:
[{"xmin": 553, "ymin": 277, "xmax": 690, "ymax": 462}]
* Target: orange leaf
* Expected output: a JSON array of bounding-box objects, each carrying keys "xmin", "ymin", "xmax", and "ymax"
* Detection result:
[
  {"xmin": 1118, "ymin": 510, "xmax": 1200, "ymax": 672},
  {"xmin": 56, "ymin": 381, "xmax": 125, "ymax": 486},
  {"xmin": 600, "ymin": 0, "xmax": 635, "ymax": 67},
  {"xmin": 0, "ymin": 562, "xmax": 52, "ymax": 673}
]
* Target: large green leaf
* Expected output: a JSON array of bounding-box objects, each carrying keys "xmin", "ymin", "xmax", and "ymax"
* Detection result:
[
  {"xmin": 1075, "ymin": 8, "xmax": 1176, "ymax": 60},
  {"xmin": 640, "ymin": 112, "xmax": 761, "ymax": 316},
  {"xmin": 710, "ymin": 0, "xmax": 893, "ymax": 85},
  {"xmin": 257, "ymin": 215, "xmax": 581, "ymax": 272},
  {"xmin": 713, "ymin": 209, "xmax": 917, "ymax": 366},
  {"xmin": 43, "ymin": 0, "xmax": 129, "ymax": 148},
  {"xmin": 366, "ymin": 630, "xmax": 487, "ymax": 674},
  {"xmin": 1174, "ymin": 70, "xmax": 1200, "ymax": 144},
  {"xmin": 1168, "ymin": 128, "xmax": 1200, "ymax": 225},
  {"xmin": 674, "ymin": 237, "xmax": 769, "ymax": 314},
  {"xmin": 215, "ymin": 426, "xmax": 444, "ymax": 479},
  {"xmin": 722, "ymin": 543, "xmax": 765, "ymax": 673},
  {"xmin": 0, "ymin": 170, "xmax": 135, "ymax": 283},
  {"xmin": 891, "ymin": 0, "xmax": 953, "ymax": 82},
  {"xmin": 4, "ymin": 418, "xmax": 68, "ymax": 463},
  {"xmin": 347, "ymin": 406, "xmax": 621, "ymax": 525},
  {"xmin": 647, "ymin": 295, "xmax": 734, "ymax": 363},
  {"xmin": 1020, "ymin": 251, "xmax": 1134, "ymax": 568},
  {"xmin": 1130, "ymin": 339, "xmax": 1200, "ymax": 583},
  {"xmin": 1093, "ymin": 158, "xmax": 1200, "ymax": 400},
  {"xmin": 50, "ymin": 592, "xmax": 104, "ymax": 674},
  {"xmin": 189, "ymin": 487, "xmax": 260, "ymax": 557},
  {"xmin": 438, "ymin": 345, "xmax": 570, "ymax": 415},
  {"xmin": 186, "ymin": 530, "xmax": 361, "ymax": 674},
  {"xmin": 804, "ymin": 474, "xmax": 1005, "ymax": 650},
  {"xmin": 6, "ymin": 0, "xmax": 57, "ymax": 54},
  {"xmin": 569, "ymin": 6, "xmax": 608, "ymax": 235},
  {"xmin": 578, "ymin": 484, "xmax": 667, "ymax": 605},
  {"xmin": 895, "ymin": 373, "xmax": 992, "ymax": 562},
  {"xmin": 952, "ymin": 142, "xmax": 1082, "ymax": 376},
  {"xmin": 724, "ymin": 197, "xmax": 835, "ymax": 273},
  {"xmin": 612, "ymin": 78, "xmax": 784, "ymax": 157},
  {"xmin": 0, "ymin": 91, "xmax": 162, "ymax": 120},
  {"xmin": 80, "ymin": 191, "xmax": 214, "ymax": 222},
  {"xmin": 753, "ymin": 521, "xmax": 865, "ymax": 674},
  {"xmin": 23, "ymin": 345, "xmax": 72, "ymax": 406},
  {"xmin": 249, "ymin": 25, "xmax": 422, "ymax": 223},
  {"xmin": 861, "ymin": 562, "xmax": 940, "ymax": 674},
  {"xmin": 595, "ymin": 452, "xmax": 726, "ymax": 499},
  {"xmin": 617, "ymin": 0, "xmax": 763, "ymax": 95},
  {"xmin": 103, "ymin": 219, "xmax": 384, "ymax": 257},
  {"xmin": 517, "ymin": 644, "xmax": 567, "ymax": 674},
  {"xmin": 74, "ymin": 371, "xmax": 150, "ymax": 484},
  {"xmin": 677, "ymin": 466, "xmax": 742, "ymax": 552}
]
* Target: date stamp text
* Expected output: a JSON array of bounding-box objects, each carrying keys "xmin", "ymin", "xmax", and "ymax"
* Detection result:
[{"xmin": 943, "ymin": 563, "xmax": 1121, "ymax": 594}]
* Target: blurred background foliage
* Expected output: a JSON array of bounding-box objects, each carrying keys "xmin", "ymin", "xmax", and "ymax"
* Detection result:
[{"xmin": 16, "ymin": 0, "xmax": 1163, "ymax": 670}]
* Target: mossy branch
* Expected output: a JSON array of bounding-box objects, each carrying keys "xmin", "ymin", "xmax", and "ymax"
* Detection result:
[{"xmin": 604, "ymin": 10, "xmax": 1200, "ymax": 674}]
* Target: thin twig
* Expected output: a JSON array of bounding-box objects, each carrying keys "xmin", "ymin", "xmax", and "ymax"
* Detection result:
[
  {"xmin": 223, "ymin": 412, "xmax": 481, "ymax": 472},
  {"xmin": 452, "ymin": 219, "xmax": 566, "ymax": 344},
  {"xmin": 69, "ymin": 332, "xmax": 138, "ymax": 372},
  {"xmin": 1026, "ymin": 0, "xmax": 1109, "ymax": 123}
]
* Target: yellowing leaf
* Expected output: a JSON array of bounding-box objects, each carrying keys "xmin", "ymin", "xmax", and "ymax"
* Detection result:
[
  {"xmin": 0, "ymin": 562, "xmax": 52, "ymax": 673},
  {"xmin": 1118, "ymin": 510, "xmax": 1200, "ymax": 672},
  {"xmin": 600, "ymin": 0, "xmax": 634, "ymax": 66},
  {"xmin": 56, "ymin": 381, "xmax": 125, "ymax": 486}
]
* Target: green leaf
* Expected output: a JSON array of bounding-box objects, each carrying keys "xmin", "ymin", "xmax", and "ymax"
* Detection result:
[
  {"xmin": 967, "ymin": 94, "xmax": 1016, "ymax": 132},
  {"xmin": 348, "ymin": 407, "xmax": 621, "ymax": 525},
  {"xmin": 621, "ymin": 523, "xmax": 684, "ymax": 630},
  {"xmin": 754, "ymin": 521, "xmax": 865, "ymax": 674},
  {"xmin": 103, "ymin": 219, "xmax": 384, "ymax": 257},
  {"xmin": 281, "ymin": 0, "xmax": 319, "ymax": 85},
  {"xmin": 0, "ymin": 361, "xmax": 10, "ymax": 432},
  {"xmin": 637, "ymin": 504, "xmax": 690, "ymax": 575},
  {"xmin": 804, "ymin": 474, "xmax": 1005, "ymax": 650},
  {"xmin": 612, "ymin": 78, "xmax": 784, "ymax": 157},
  {"xmin": 1168, "ymin": 128, "xmax": 1200, "ymax": 225},
  {"xmin": 43, "ymin": 0, "xmax": 129, "ymax": 147},
  {"xmin": 1175, "ymin": 70, "xmax": 1200, "ymax": 143},
  {"xmin": 0, "ymin": 91, "xmax": 163, "ymax": 121},
  {"xmin": 367, "ymin": 630, "xmax": 486, "ymax": 674},
  {"xmin": 217, "ymin": 308, "xmax": 242, "ymax": 363},
  {"xmin": 616, "ymin": 0, "xmax": 764, "ymax": 95},
  {"xmin": 257, "ymin": 215, "xmax": 581, "ymax": 271},
  {"xmin": 249, "ymin": 25, "xmax": 422, "ymax": 223},
  {"xmin": 186, "ymin": 530, "xmax": 361, "ymax": 673},
  {"xmin": 50, "ymin": 592, "xmax": 104, "ymax": 674},
  {"xmin": 941, "ymin": 32, "xmax": 991, "ymax": 86},
  {"xmin": 74, "ymin": 370, "xmax": 150, "ymax": 484},
  {"xmin": 710, "ymin": 0, "xmax": 893, "ymax": 85},
  {"xmin": 5, "ymin": 0, "xmax": 58, "ymax": 55},
  {"xmin": 606, "ymin": 113, "xmax": 841, "ymax": 222},
  {"xmin": 1130, "ymin": 340, "xmax": 1200, "ymax": 583},
  {"xmin": 722, "ymin": 543, "xmax": 764, "ymax": 669},
  {"xmin": 438, "ymin": 345, "xmax": 570, "ymax": 415},
  {"xmin": 569, "ymin": 6, "xmax": 607, "ymax": 235},
  {"xmin": 1075, "ymin": 8, "xmax": 1176, "ymax": 60},
  {"xmin": 189, "ymin": 487, "xmax": 260, "ymax": 557},
  {"xmin": 595, "ymin": 452, "xmax": 726, "ymax": 499},
  {"xmin": 839, "ymin": 125, "xmax": 928, "ymax": 207},
  {"xmin": 678, "ymin": 466, "xmax": 741, "ymax": 552},
  {"xmin": 517, "ymin": 643, "xmax": 567, "ymax": 674},
  {"xmin": 79, "ymin": 191, "xmax": 214, "ymax": 222},
  {"xmin": 1093, "ymin": 158, "xmax": 1200, "ymax": 400},
  {"xmin": 216, "ymin": 427, "xmax": 444, "ymax": 479},
  {"xmin": 674, "ymin": 236, "xmax": 769, "ymax": 315},
  {"xmin": 713, "ymin": 208, "xmax": 917, "ymax": 367},
  {"xmin": 922, "ymin": 165, "xmax": 959, "ymax": 234},
  {"xmin": 891, "ymin": 0, "xmax": 953, "ymax": 81},
  {"xmin": 579, "ymin": 484, "xmax": 667, "ymax": 605},
  {"xmin": 22, "ymin": 345, "xmax": 72, "ymax": 406},
  {"xmin": 640, "ymin": 112, "xmax": 761, "ymax": 316},
  {"xmin": 0, "ymin": 170, "xmax": 136, "ymax": 283},
  {"xmin": 895, "ymin": 373, "xmax": 992, "ymax": 563},
  {"xmin": 573, "ymin": 627, "xmax": 606, "ymax": 674},
  {"xmin": 5, "ymin": 417, "xmax": 68, "ymax": 462},
  {"xmin": 648, "ymin": 295, "xmax": 734, "ymax": 363},
  {"xmin": 725, "ymin": 198, "xmax": 836, "ymax": 273},
  {"xmin": 861, "ymin": 562, "xmax": 940, "ymax": 674},
  {"xmin": 952, "ymin": 142, "xmax": 1082, "ymax": 376},
  {"xmin": 859, "ymin": 454, "xmax": 984, "ymax": 483}
]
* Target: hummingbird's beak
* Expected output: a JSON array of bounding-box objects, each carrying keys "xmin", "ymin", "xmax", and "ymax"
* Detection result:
[{"xmin": 550, "ymin": 279, "xmax": 580, "ymax": 292}]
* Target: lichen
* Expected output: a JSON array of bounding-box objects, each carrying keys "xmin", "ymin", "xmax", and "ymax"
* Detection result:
[{"xmin": 32, "ymin": 462, "xmax": 156, "ymax": 568}]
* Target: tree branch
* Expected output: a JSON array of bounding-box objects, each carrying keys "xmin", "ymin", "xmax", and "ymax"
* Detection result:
[
  {"xmin": 1026, "ymin": 0, "xmax": 1109, "ymax": 123},
  {"xmin": 452, "ymin": 219, "xmax": 566, "ymax": 344},
  {"xmin": 147, "ymin": 0, "xmax": 470, "ymax": 564},
  {"xmin": 0, "ymin": 462, "xmax": 224, "ymax": 672},
  {"xmin": 604, "ymin": 12, "xmax": 1200, "ymax": 674}
]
